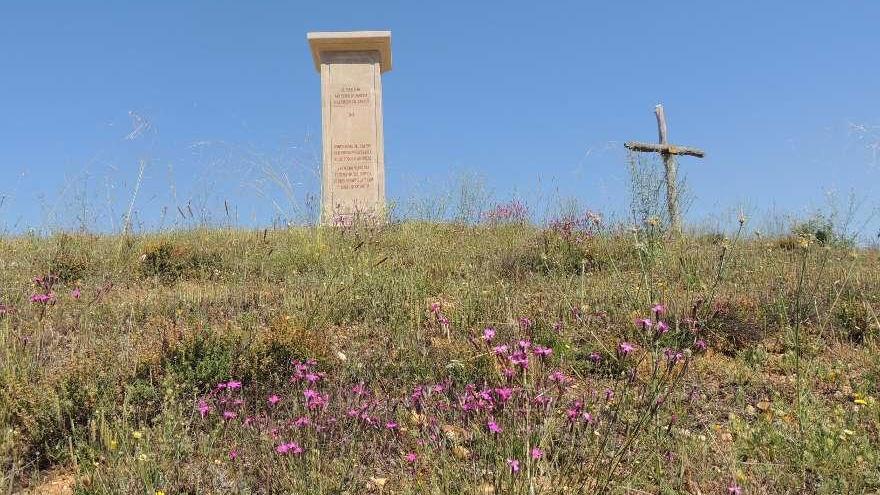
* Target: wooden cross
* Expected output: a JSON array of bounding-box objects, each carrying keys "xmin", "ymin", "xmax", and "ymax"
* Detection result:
[{"xmin": 625, "ymin": 104, "xmax": 705, "ymax": 233}]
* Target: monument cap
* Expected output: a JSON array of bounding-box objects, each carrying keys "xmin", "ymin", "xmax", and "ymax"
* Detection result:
[{"xmin": 307, "ymin": 31, "xmax": 392, "ymax": 73}]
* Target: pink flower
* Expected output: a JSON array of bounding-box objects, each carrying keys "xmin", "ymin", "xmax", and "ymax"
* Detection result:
[
  {"xmin": 656, "ymin": 321, "xmax": 669, "ymax": 335},
  {"xmin": 507, "ymin": 458, "xmax": 520, "ymax": 473},
  {"xmin": 352, "ymin": 382, "xmax": 366, "ymax": 395},
  {"xmin": 492, "ymin": 345, "xmax": 509, "ymax": 355},
  {"xmin": 385, "ymin": 421, "xmax": 398, "ymax": 430},
  {"xmin": 294, "ymin": 416, "xmax": 311, "ymax": 428},
  {"xmin": 276, "ymin": 442, "xmax": 303, "ymax": 455},
  {"xmin": 197, "ymin": 400, "xmax": 211, "ymax": 418},
  {"xmin": 405, "ymin": 452, "xmax": 418, "ymax": 463},
  {"xmin": 71, "ymin": 287, "xmax": 81, "ymax": 300},
  {"xmin": 482, "ymin": 327, "xmax": 496, "ymax": 341},
  {"xmin": 518, "ymin": 316, "xmax": 533, "ymax": 330},
  {"xmin": 303, "ymin": 389, "xmax": 319, "ymax": 400},
  {"xmin": 226, "ymin": 380, "xmax": 242, "ymax": 390},
  {"xmin": 617, "ymin": 341, "xmax": 636, "ymax": 356},
  {"xmin": 636, "ymin": 318, "xmax": 653, "ymax": 330},
  {"xmin": 517, "ymin": 339, "xmax": 531, "ymax": 350},
  {"xmin": 430, "ymin": 302, "xmax": 441, "ymax": 313},
  {"xmin": 652, "ymin": 303, "xmax": 667, "ymax": 317},
  {"xmin": 530, "ymin": 447, "xmax": 544, "ymax": 460},
  {"xmin": 222, "ymin": 410, "xmax": 237, "ymax": 420},
  {"xmin": 694, "ymin": 339, "xmax": 707, "ymax": 352},
  {"xmin": 229, "ymin": 450, "xmax": 238, "ymax": 460},
  {"xmin": 509, "ymin": 351, "xmax": 529, "ymax": 369},
  {"xmin": 495, "ymin": 387, "xmax": 513, "ymax": 402},
  {"xmin": 588, "ymin": 351, "xmax": 602, "ymax": 363},
  {"xmin": 487, "ymin": 419, "xmax": 503, "ymax": 434},
  {"xmin": 267, "ymin": 394, "xmax": 281, "ymax": 406},
  {"xmin": 549, "ymin": 370, "xmax": 568, "ymax": 383},
  {"xmin": 532, "ymin": 345, "xmax": 552, "ymax": 358},
  {"xmin": 727, "ymin": 482, "xmax": 742, "ymax": 495}
]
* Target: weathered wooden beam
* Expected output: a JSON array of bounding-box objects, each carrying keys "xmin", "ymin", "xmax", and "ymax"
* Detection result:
[{"xmin": 624, "ymin": 141, "xmax": 705, "ymax": 158}]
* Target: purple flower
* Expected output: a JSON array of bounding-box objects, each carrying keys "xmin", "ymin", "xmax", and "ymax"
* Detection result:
[
  {"xmin": 518, "ymin": 316, "xmax": 533, "ymax": 330},
  {"xmin": 617, "ymin": 341, "xmax": 636, "ymax": 356},
  {"xmin": 727, "ymin": 482, "xmax": 742, "ymax": 495},
  {"xmin": 275, "ymin": 442, "xmax": 303, "ymax": 455},
  {"xmin": 548, "ymin": 370, "xmax": 568, "ymax": 384},
  {"xmin": 71, "ymin": 287, "xmax": 81, "ymax": 300},
  {"xmin": 492, "ymin": 345, "xmax": 509, "ymax": 355},
  {"xmin": 197, "ymin": 400, "xmax": 211, "ymax": 418},
  {"xmin": 226, "ymin": 380, "xmax": 242, "ymax": 390},
  {"xmin": 509, "ymin": 351, "xmax": 529, "ymax": 369},
  {"xmin": 294, "ymin": 416, "xmax": 310, "ymax": 428},
  {"xmin": 229, "ymin": 450, "xmax": 238, "ymax": 460},
  {"xmin": 532, "ymin": 345, "xmax": 552, "ymax": 358},
  {"xmin": 588, "ymin": 351, "xmax": 602, "ymax": 363},
  {"xmin": 385, "ymin": 421, "xmax": 398, "ymax": 430},
  {"xmin": 487, "ymin": 419, "xmax": 503, "ymax": 434},
  {"xmin": 652, "ymin": 303, "xmax": 667, "ymax": 317},
  {"xmin": 494, "ymin": 387, "xmax": 513, "ymax": 402},
  {"xmin": 656, "ymin": 321, "xmax": 669, "ymax": 335},
  {"xmin": 694, "ymin": 338, "xmax": 707, "ymax": 352},
  {"xmin": 517, "ymin": 339, "xmax": 531, "ymax": 350},
  {"xmin": 405, "ymin": 452, "xmax": 418, "ymax": 463},
  {"xmin": 530, "ymin": 447, "xmax": 544, "ymax": 460},
  {"xmin": 482, "ymin": 327, "xmax": 496, "ymax": 341},
  {"xmin": 267, "ymin": 394, "xmax": 281, "ymax": 406},
  {"xmin": 636, "ymin": 318, "xmax": 653, "ymax": 330},
  {"xmin": 222, "ymin": 410, "xmax": 237, "ymax": 420},
  {"xmin": 507, "ymin": 458, "xmax": 520, "ymax": 473}
]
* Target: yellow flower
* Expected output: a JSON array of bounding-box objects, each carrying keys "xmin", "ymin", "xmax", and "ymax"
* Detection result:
[
  {"xmin": 109, "ymin": 439, "xmax": 118, "ymax": 450},
  {"xmin": 156, "ymin": 491, "xmax": 166, "ymax": 495},
  {"xmin": 854, "ymin": 398, "xmax": 868, "ymax": 405},
  {"xmin": 131, "ymin": 430, "xmax": 143, "ymax": 440}
]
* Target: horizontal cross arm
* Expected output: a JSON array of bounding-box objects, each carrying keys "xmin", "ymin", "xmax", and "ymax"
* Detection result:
[{"xmin": 624, "ymin": 141, "xmax": 705, "ymax": 158}]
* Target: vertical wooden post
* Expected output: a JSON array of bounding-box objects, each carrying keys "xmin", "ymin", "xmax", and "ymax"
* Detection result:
[{"xmin": 655, "ymin": 104, "xmax": 681, "ymax": 233}]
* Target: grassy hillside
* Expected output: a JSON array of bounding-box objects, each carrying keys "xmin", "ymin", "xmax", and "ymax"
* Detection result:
[{"xmin": 1, "ymin": 222, "xmax": 879, "ymax": 494}]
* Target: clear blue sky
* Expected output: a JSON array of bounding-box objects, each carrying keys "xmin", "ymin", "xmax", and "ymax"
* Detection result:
[{"xmin": 2, "ymin": 1, "xmax": 878, "ymax": 236}]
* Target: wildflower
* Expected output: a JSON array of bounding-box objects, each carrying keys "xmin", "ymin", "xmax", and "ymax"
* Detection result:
[
  {"xmin": 197, "ymin": 400, "xmax": 211, "ymax": 418},
  {"xmin": 30, "ymin": 293, "xmax": 54, "ymax": 304},
  {"xmin": 156, "ymin": 491, "xmax": 166, "ymax": 495},
  {"xmin": 430, "ymin": 302, "xmax": 441, "ymax": 313},
  {"xmin": 530, "ymin": 447, "xmax": 544, "ymax": 460},
  {"xmin": 588, "ymin": 351, "xmax": 602, "ymax": 363},
  {"xmin": 518, "ymin": 316, "xmax": 533, "ymax": 330},
  {"xmin": 226, "ymin": 380, "xmax": 242, "ymax": 390},
  {"xmin": 487, "ymin": 419, "xmax": 503, "ymax": 434},
  {"xmin": 652, "ymin": 304, "xmax": 667, "ymax": 317},
  {"xmin": 268, "ymin": 394, "xmax": 281, "ymax": 406},
  {"xmin": 566, "ymin": 401, "xmax": 582, "ymax": 422},
  {"xmin": 604, "ymin": 388, "xmax": 614, "ymax": 401},
  {"xmin": 131, "ymin": 430, "xmax": 143, "ymax": 440},
  {"xmin": 223, "ymin": 410, "xmax": 237, "ymax": 420},
  {"xmin": 694, "ymin": 338, "xmax": 707, "ymax": 352},
  {"xmin": 303, "ymin": 389, "xmax": 319, "ymax": 400},
  {"xmin": 507, "ymin": 458, "xmax": 520, "ymax": 473},
  {"xmin": 509, "ymin": 351, "xmax": 529, "ymax": 369},
  {"xmin": 656, "ymin": 321, "xmax": 669, "ymax": 335},
  {"xmin": 549, "ymin": 370, "xmax": 567, "ymax": 383},
  {"xmin": 533, "ymin": 345, "xmax": 552, "ymax": 358},
  {"xmin": 582, "ymin": 411, "xmax": 595, "ymax": 424},
  {"xmin": 229, "ymin": 450, "xmax": 238, "ymax": 460},
  {"xmin": 405, "ymin": 452, "xmax": 418, "ymax": 463},
  {"xmin": 502, "ymin": 367, "xmax": 515, "ymax": 379},
  {"xmin": 482, "ymin": 327, "xmax": 496, "ymax": 341},
  {"xmin": 492, "ymin": 344, "xmax": 509, "ymax": 355},
  {"xmin": 636, "ymin": 318, "xmax": 653, "ymax": 330},
  {"xmin": 305, "ymin": 372, "xmax": 322, "ymax": 383},
  {"xmin": 617, "ymin": 341, "xmax": 636, "ymax": 356},
  {"xmin": 727, "ymin": 482, "xmax": 742, "ymax": 495},
  {"xmin": 664, "ymin": 348, "xmax": 683, "ymax": 365},
  {"xmin": 495, "ymin": 387, "xmax": 513, "ymax": 402},
  {"xmin": 71, "ymin": 287, "xmax": 81, "ymax": 300},
  {"xmin": 518, "ymin": 339, "xmax": 531, "ymax": 350},
  {"xmin": 294, "ymin": 416, "xmax": 310, "ymax": 428},
  {"xmin": 385, "ymin": 421, "xmax": 399, "ymax": 430}
]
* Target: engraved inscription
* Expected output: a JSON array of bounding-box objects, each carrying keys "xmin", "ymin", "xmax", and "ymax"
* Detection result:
[{"xmin": 332, "ymin": 143, "xmax": 375, "ymax": 190}]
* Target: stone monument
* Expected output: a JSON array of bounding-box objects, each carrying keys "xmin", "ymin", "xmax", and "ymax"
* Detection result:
[{"xmin": 307, "ymin": 31, "xmax": 392, "ymax": 225}]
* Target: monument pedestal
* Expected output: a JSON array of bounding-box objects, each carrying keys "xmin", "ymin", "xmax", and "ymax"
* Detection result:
[{"xmin": 308, "ymin": 31, "xmax": 392, "ymax": 225}]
